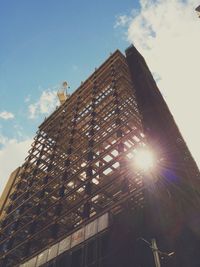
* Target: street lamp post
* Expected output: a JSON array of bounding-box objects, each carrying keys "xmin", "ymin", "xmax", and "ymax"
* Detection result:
[
  {"xmin": 138, "ymin": 237, "xmax": 175, "ymax": 267},
  {"xmin": 151, "ymin": 238, "xmax": 161, "ymax": 267},
  {"xmin": 133, "ymin": 147, "xmax": 175, "ymax": 267}
]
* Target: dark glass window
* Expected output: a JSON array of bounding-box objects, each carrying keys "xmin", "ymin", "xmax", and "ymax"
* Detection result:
[
  {"xmin": 71, "ymin": 247, "xmax": 83, "ymax": 267},
  {"xmin": 99, "ymin": 232, "xmax": 109, "ymax": 258},
  {"xmin": 56, "ymin": 251, "xmax": 70, "ymax": 267},
  {"xmin": 86, "ymin": 240, "xmax": 96, "ymax": 266},
  {"xmin": 47, "ymin": 260, "xmax": 56, "ymax": 267}
]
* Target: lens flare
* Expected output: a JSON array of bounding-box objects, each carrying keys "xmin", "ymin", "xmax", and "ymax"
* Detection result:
[{"xmin": 134, "ymin": 148, "xmax": 156, "ymax": 172}]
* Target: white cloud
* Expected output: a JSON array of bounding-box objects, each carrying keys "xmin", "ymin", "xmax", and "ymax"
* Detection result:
[
  {"xmin": 0, "ymin": 137, "xmax": 32, "ymax": 195},
  {"xmin": 28, "ymin": 89, "xmax": 59, "ymax": 119},
  {"xmin": 0, "ymin": 111, "xmax": 14, "ymax": 120},
  {"xmin": 0, "ymin": 134, "xmax": 9, "ymax": 146},
  {"xmin": 115, "ymin": 15, "xmax": 131, "ymax": 28},
  {"xmin": 116, "ymin": 0, "xmax": 200, "ymax": 167}
]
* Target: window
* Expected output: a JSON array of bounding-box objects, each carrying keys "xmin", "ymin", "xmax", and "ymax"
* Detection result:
[
  {"xmin": 99, "ymin": 232, "xmax": 110, "ymax": 259},
  {"xmin": 55, "ymin": 251, "xmax": 70, "ymax": 267},
  {"xmin": 71, "ymin": 247, "xmax": 83, "ymax": 267},
  {"xmin": 86, "ymin": 240, "xmax": 96, "ymax": 266}
]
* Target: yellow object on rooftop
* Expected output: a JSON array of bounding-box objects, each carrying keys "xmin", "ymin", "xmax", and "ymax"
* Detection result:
[{"xmin": 57, "ymin": 81, "xmax": 70, "ymax": 105}]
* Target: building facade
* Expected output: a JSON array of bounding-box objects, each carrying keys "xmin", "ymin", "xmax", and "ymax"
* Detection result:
[
  {"xmin": 0, "ymin": 168, "xmax": 21, "ymax": 221},
  {"xmin": 0, "ymin": 46, "xmax": 199, "ymax": 267}
]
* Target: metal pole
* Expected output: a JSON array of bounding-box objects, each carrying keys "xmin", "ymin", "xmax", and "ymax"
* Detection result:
[{"xmin": 151, "ymin": 238, "xmax": 161, "ymax": 267}]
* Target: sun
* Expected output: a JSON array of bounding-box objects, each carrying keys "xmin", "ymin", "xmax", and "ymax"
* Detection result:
[{"xmin": 134, "ymin": 147, "xmax": 156, "ymax": 172}]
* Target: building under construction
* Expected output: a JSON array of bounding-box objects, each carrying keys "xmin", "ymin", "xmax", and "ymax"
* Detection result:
[{"xmin": 0, "ymin": 45, "xmax": 200, "ymax": 267}]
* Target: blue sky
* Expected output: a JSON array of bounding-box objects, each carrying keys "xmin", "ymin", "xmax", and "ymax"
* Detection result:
[
  {"xmin": 0, "ymin": 0, "xmax": 200, "ymax": 194},
  {"xmin": 0, "ymin": 0, "xmax": 138, "ymax": 139}
]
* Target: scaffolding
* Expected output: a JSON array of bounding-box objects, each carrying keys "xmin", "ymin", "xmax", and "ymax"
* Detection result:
[{"xmin": 0, "ymin": 51, "xmax": 146, "ymax": 266}]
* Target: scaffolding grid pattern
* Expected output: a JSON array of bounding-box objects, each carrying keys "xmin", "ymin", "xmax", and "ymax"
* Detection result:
[{"xmin": 0, "ymin": 51, "xmax": 146, "ymax": 267}]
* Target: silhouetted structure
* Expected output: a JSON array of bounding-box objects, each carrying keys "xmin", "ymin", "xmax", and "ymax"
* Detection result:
[
  {"xmin": 195, "ymin": 5, "xmax": 200, "ymax": 17},
  {"xmin": 0, "ymin": 45, "xmax": 199, "ymax": 267}
]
